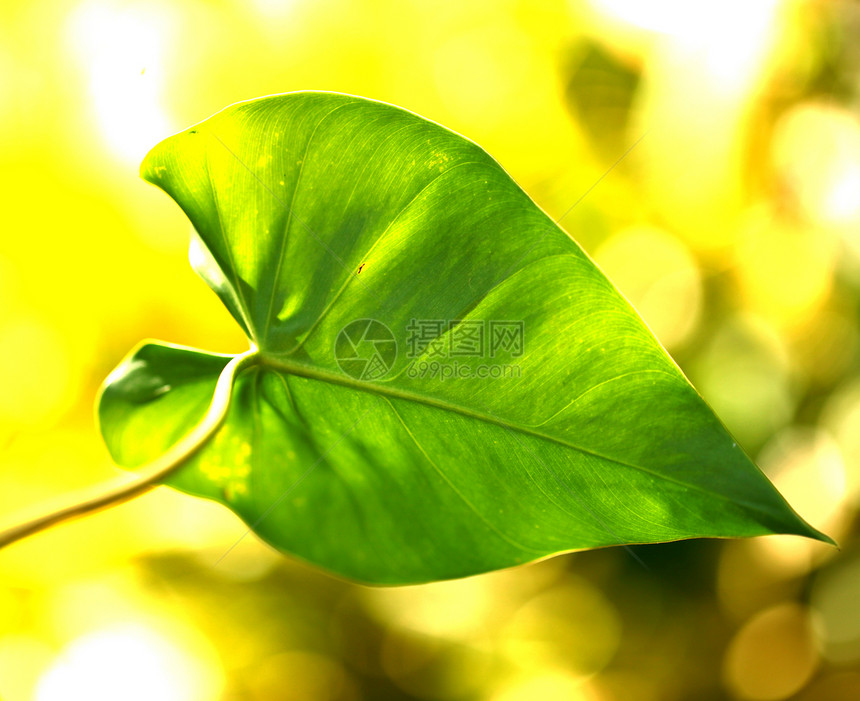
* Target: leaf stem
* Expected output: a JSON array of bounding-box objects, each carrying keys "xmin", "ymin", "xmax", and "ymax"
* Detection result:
[{"xmin": 0, "ymin": 349, "xmax": 258, "ymax": 550}]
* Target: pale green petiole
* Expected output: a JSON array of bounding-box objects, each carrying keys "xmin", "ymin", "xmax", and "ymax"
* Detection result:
[{"xmin": 0, "ymin": 349, "xmax": 258, "ymax": 550}]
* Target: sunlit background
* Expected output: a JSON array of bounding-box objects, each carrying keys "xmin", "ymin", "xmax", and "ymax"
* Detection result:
[{"xmin": 1, "ymin": 0, "xmax": 859, "ymax": 698}]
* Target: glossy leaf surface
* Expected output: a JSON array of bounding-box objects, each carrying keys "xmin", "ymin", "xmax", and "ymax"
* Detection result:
[{"xmin": 98, "ymin": 93, "xmax": 829, "ymax": 584}]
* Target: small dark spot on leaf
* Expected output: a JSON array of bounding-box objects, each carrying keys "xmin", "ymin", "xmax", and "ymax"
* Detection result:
[
  {"xmin": 358, "ymin": 263, "xmax": 365, "ymax": 274},
  {"xmin": 189, "ymin": 129, "xmax": 197, "ymax": 134}
]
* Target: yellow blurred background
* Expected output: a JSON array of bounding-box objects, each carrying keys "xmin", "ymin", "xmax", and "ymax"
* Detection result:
[{"xmin": 2, "ymin": 0, "xmax": 860, "ymax": 698}]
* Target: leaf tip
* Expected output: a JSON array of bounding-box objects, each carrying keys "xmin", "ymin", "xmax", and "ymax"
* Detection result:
[
  {"xmin": 780, "ymin": 511, "xmax": 837, "ymax": 547},
  {"xmin": 804, "ymin": 524, "xmax": 838, "ymax": 548}
]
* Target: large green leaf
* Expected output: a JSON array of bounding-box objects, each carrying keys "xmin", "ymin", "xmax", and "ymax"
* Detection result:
[{"xmin": 98, "ymin": 92, "xmax": 829, "ymax": 585}]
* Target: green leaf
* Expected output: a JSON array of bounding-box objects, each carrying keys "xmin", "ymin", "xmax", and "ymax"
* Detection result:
[{"xmin": 98, "ymin": 92, "xmax": 831, "ymax": 585}]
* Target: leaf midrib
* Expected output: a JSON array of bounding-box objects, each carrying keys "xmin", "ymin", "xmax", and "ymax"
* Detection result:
[{"xmin": 256, "ymin": 353, "xmax": 783, "ymax": 520}]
